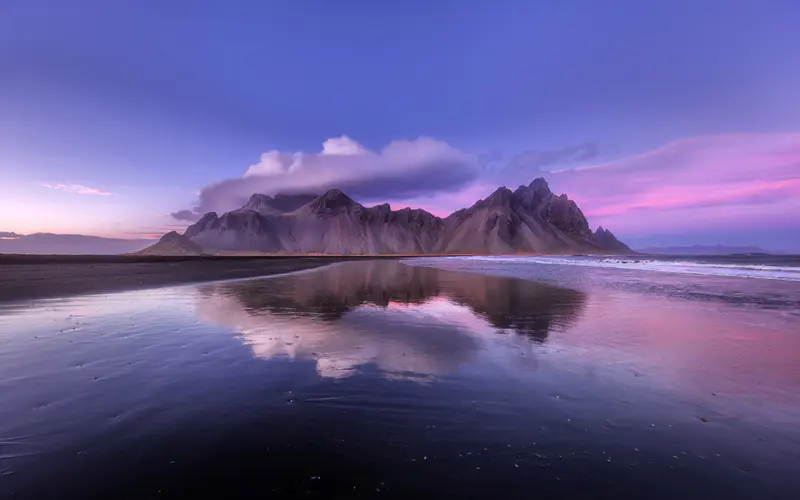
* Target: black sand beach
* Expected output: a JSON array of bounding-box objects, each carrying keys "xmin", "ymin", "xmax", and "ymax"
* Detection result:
[
  {"xmin": 0, "ymin": 254, "xmax": 365, "ymax": 303},
  {"xmin": 1, "ymin": 259, "xmax": 798, "ymax": 499}
]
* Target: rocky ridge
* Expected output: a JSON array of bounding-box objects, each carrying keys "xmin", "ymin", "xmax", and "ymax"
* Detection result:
[{"xmin": 152, "ymin": 178, "xmax": 630, "ymax": 255}]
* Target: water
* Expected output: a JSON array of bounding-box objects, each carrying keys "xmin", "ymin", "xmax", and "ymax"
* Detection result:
[
  {"xmin": 410, "ymin": 255, "xmax": 800, "ymax": 313},
  {"xmin": 1, "ymin": 260, "xmax": 798, "ymax": 499},
  {"xmin": 446, "ymin": 254, "xmax": 800, "ymax": 281}
]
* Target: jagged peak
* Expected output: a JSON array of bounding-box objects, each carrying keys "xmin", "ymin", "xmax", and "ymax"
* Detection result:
[
  {"xmin": 177, "ymin": 180, "xmax": 630, "ymax": 254},
  {"xmin": 306, "ymin": 188, "xmax": 360, "ymax": 214},
  {"xmin": 248, "ymin": 192, "xmax": 319, "ymax": 213},
  {"xmin": 483, "ymin": 186, "xmax": 513, "ymax": 204},
  {"xmin": 321, "ymin": 188, "xmax": 350, "ymax": 200},
  {"xmin": 247, "ymin": 193, "xmax": 273, "ymax": 202},
  {"xmin": 139, "ymin": 230, "xmax": 204, "ymax": 256},
  {"xmin": 592, "ymin": 226, "xmax": 629, "ymax": 251},
  {"xmin": 160, "ymin": 231, "xmax": 183, "ymax": 241},
  {"xmin": 365, "ymin": 203, "xmax": 392, "ymax": 219},
  {"xmin": 529, "ymin": 177, "xmax": 552, "ymax": 193},
  {"xmin": 183, "ymin": 212, "xmax": 219, "ymax": 238},
  {"xmin": 243, "ymin": 193, "xmax": 276, "ymax": 212},
  {"xmin": 223, "ymin": 208, "xmax": 263, "ymax": 218},
  {"xmin": 409, "ymin": 207, "xmax": 436, "ymax": 216}
]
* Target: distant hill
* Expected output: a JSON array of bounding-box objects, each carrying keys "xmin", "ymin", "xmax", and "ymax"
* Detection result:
[
  {"xmin": 165, "ymin": 177, "xmax": 630, "ymax": 255},
  {"xmin": 0, "ymin": 233, "xmax": 153, "ymax": 255},
  {"xmin": 639, "ymin": 245, "xmax": 773, "ymax": 255}
]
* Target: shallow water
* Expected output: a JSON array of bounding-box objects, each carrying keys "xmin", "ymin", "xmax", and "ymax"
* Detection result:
[
  {"xmin": 447, "ymin": 254, "xmax": 800, "ymax": 281},
  {"xmin": 410, "ymin": 256, "xmax": 800, "ymax": 313},
  {"xmin": 1, "ymin": 261, "xmax": 798, "ymax": 499}
]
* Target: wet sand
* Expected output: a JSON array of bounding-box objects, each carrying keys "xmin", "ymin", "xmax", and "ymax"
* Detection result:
[
  {"xmin": 1, "ymin": 260, "xmax": 798, "ymax": 499},
  {"xmin": 0, "ymin": 254, "xmax": 386, "ymax": 303}
]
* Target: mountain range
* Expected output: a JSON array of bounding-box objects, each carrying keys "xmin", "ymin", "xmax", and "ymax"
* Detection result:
[
  {"xmin": 143, "ymin": 177, "xmax": 630, "ymax": 255},
  {"xmin": 0, "ymin": 233, "xmax": 152, "ymax": 255}
]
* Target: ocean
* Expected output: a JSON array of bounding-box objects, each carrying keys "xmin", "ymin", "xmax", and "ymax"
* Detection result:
[
  {"xmin": 407, "ymin": 254, "xmax": 800, "ymax": 313},
  {"xmin": 1, "ymin": 258, "xmax": 798, "ymax": 498},
  {"xmin": 446, "ymin": 254, "xmax": 800, "ymax": 281}
]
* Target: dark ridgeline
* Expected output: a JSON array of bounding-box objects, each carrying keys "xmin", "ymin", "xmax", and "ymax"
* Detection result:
[{"xmin": 147, "ymin": 177, "xmax": 630, "ymax": 255}]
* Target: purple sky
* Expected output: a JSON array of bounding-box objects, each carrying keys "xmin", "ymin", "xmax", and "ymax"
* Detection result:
[{"xmin": 2, "ymin": 1, "xmax": 799, "ymax": 250}]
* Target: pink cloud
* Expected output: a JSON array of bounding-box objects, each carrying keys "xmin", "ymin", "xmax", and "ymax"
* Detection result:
[
  {"xmin": 588, "ymin": 178, "xmax": 800, "ymax": 216},
  {"xmin": 547, "ymin": 133, "xmax": 800, "ymax": 235}
]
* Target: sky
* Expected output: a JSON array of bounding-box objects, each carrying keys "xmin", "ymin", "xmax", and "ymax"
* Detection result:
[{"xmin": 1, "ymin": 0, "xmax": 799, "ymax": 250}]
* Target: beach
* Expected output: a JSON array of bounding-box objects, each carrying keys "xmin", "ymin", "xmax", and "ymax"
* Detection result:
[
  {"xmin": 1, "ymin": 258, "xmax": 798, "ymax": 499},
  {"xmin": 0, "ymin": 254, "xmax": 377, "ymax": 303}
]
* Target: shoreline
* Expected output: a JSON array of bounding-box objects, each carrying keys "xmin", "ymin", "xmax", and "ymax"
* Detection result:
[
  {"xmin": 0, "ymin": 251, "xmax": 634, "ymax": 305},
  {"xmin": 0, "ymin": 255, "xmax": 407, "ymax": 304}
]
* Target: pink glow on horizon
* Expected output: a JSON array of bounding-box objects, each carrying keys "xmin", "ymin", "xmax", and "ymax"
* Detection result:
[
  {"xmin": 547, "ymin": 133, "xmax": 800, "ymax": 235},
  {"xmin": 102, "ymin": 224, "xmax": 190, "ymax": 239},
  {"xmin": 378, "ymin": 132, "xmax": 800, "ymax": 240},
  {"xmin": 587, "ymin": 178, "xmax": 800, "ymax": 217}
]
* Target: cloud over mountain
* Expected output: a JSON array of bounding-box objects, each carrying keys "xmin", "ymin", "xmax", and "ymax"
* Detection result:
[
  {"xmin": 171, "ymin": 132, "xmax": 800, "ymax": 251},
  {"xmin": 172, "ymin": 136, "xmax": 480, "ymax": 220}
]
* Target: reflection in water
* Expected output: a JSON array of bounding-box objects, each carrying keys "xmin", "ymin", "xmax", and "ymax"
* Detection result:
[
  {"xmin": 197, "ymin": 261, "xmax": 586, "ymax": 379},
  {"xmin": 2, "ymin": 261, "xmax": 799, "ymax": 499}
]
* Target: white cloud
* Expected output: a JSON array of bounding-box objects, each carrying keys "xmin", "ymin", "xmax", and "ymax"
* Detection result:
[
  {"xmin": 181, "ymin": 136, "xmax": 481, "ymax": 217},
  {"xmin": 244, "ymin": 151, "xmax": 304, "ymax": 178},
  {"xmin": 43, "ymin": 183, "xmax": 114, "ymax": 196},
  {"xmin": 320, "ymin": 135, "xmax": 367, "ymax": 156}
]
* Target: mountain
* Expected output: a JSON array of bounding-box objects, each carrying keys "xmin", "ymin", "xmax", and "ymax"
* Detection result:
[
  {"xmin": 241, "ymin": 193, "xmax": 318, "ymax": 215},
  {"xmin": 173, "ymin": 177, "xmax": 630, "ymax": 255},
  {"xmin": 0, "ymin": 233, "xmax": 153, "ymax": 255},
  {"xmin": 639, "ymin": 244, "xmax": 773, "ymax": 255},
  {"xmin": 184, "ymin": 189, "xmax": 444, "ymax": 254},
  {"xmin": 135, "ymin": 231, "xmax": 205, "ymax": 256},
  {"xmin": 437, "ymin": 178, "xmax": 628, "ymax": 254}
]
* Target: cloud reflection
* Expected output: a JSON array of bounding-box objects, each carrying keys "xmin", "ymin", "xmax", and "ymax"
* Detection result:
[{"xmin": 196, "ymin": 262, "xmax": 586, "ymax": 380}]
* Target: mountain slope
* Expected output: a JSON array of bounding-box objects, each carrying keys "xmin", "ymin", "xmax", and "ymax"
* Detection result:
[
  {"xmin": 242, "ymin": 193, "xmax": 318, "ymax": 215},
  {"xmin": 185, "ymin": 189, "xmax": 443, "ymax": 254},
  {"xmin": 136, "ymin": 231, "xmax": 205, "ymax": 256},
  {"xmin": 437, "ymin": 179, "xmax": 629, "ymax": 254},
  {"xmin": 179, "ymin": 177, "xmax": 630, "ymax": 255}
]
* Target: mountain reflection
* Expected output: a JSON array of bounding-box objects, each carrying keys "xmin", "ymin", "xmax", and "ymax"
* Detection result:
[{"xmin": 196, "ymin": 261, "xmax": 586, "ymax": 379}]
